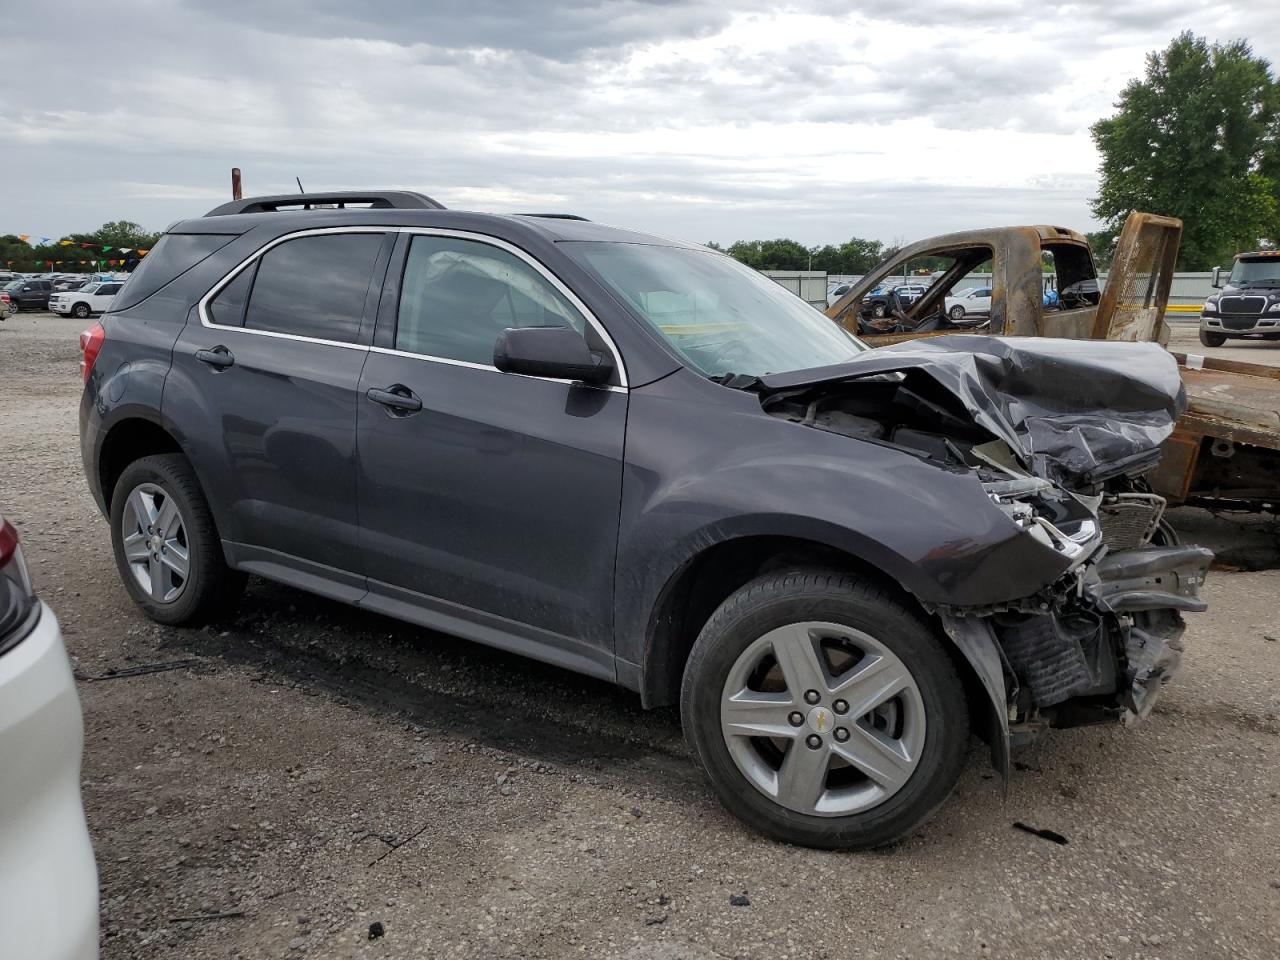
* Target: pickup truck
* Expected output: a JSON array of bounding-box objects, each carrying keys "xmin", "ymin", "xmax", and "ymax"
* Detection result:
[{"xmin": 49, "ymin": 281, "xmax": 124, "ymax": 319}]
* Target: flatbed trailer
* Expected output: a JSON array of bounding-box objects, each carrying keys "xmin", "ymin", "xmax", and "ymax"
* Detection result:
[{"xmin": 1156, "ymin": 354, "xmax": 1280, "ymax": 510}]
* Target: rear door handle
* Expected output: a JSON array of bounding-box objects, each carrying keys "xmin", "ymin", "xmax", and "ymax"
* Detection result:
[
  {"xmin": 366, "ymin": 385, "xmax": 423, "ymax": 415},
  {"xmin": 194, "ymin": 346, "xmax": 235, "ymax": 369}
]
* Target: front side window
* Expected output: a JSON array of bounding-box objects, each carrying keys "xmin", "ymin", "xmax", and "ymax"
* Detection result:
[
  {"xmin": 395, "ymin": 235, "xmax": 585, "ymax": 365},
  {"xmin": 244, "ymin": 232, "xmax": 383, "ymax": 343},
  {"xmin": 564, "ymin": 241, "xmax": 866, "ymax": 379}
]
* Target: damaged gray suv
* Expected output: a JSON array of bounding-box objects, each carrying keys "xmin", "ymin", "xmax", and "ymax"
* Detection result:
[{"xmin": 80, "ymin": 191, "xmax": 1211, "ymax": 849}]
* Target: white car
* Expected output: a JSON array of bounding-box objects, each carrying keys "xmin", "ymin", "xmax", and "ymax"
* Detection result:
[
  {"xmin": 0, "ymin": 512, "xmax": 99, "ymax": 959},
  {"xmin": 944, "ymin": 286, "xmax": 992, "ymax": 321},
  {"xmin": 49, "ymin": 281, "xmax": 123, "ymax": 319}
]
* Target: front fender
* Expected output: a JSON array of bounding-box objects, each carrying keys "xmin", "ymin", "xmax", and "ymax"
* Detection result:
[{"xmin": 613, "ymin": 371, "xmax": 1074, "ymax": 670}]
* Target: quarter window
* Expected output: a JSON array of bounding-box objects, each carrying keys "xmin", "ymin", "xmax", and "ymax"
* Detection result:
[
  {"xmin": 244, "ymin": 233, "xmax": 383, "ymax": 343},
  {"xmin": 207, "ymin": 263, "xmax": 257, "ymax": 327},
  {"xmin": 395, "ymin": 235, "xmax": 585, "ymax": 365}
]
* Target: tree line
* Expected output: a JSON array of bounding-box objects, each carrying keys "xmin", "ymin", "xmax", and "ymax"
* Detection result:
[{"xmin": 1, "ymin": 221, "xmax": 161, "ymax": 273}]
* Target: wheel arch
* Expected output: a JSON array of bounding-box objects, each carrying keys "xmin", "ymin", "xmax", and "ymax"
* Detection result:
[
  {"xmin": 98, "ymin": 415, "xmax": 187, "ymax": 510},
  {"xmin": 637, "ymin": 533, "xmax": 1006, "ymax": 771},
  {"xmin": 641, "ymin": 534, "xmax": 924, "ymax": 705}
]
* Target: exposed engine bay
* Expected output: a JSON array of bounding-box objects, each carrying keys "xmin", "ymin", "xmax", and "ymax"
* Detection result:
[{"xmin": 747, "ymin": 336, "xmax": 1213, "ymax": 772}]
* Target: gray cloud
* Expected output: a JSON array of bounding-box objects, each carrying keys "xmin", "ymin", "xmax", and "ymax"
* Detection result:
[{"xmin": 2, "ymin": 0, "xmax": 1277, "ymax": 245}]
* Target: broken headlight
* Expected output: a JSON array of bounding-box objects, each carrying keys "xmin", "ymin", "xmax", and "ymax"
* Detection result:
[{"xmin": 982, "ymin": 475, "xmax": 1100, "ymax": 565}]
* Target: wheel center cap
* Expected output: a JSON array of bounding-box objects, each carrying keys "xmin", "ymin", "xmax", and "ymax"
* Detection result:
[
  {"xmin": 806, "ymin": 705, "xmax": 833, "ymax": 734},
  {"xmin": 150, "ymin": 535, "xmax": 163, "ymax": 551}
]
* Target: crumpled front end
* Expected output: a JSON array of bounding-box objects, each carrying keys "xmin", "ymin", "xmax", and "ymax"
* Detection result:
[{"xmin": 756, "ymin": 336, "xmax": 1213, "ymax": 771}]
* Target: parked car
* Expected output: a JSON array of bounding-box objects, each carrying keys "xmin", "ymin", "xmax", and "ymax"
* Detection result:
[
  {"xmin": 80, "ymin": 190, "xmax": 1210, "ymax": 849},
  {"xmin": 944, "ymin": 286, "xmax": 992, "ymax": 320},
  {"xmin": 0, "ymin": 511, "xmax": 99, "ymax": 958},
  {"xmin": 54, "ymin": 278, "xmax": 91, "ymax": 292},
  {"xmin": 1200, "ymin": 250, "xmax": 1280, "ymax": 347},
  {"xmin": 2, "ymin": 278, "xmax": 54, "ymax": 311},
  {"xmin": 861, "ymin": 282, "xmax": 928, "ymax": 318},
  {"xmin": 826, "ymin": 281, "xmax": 854, "ymax": 308},
  {"xmin": 50, "ymin": 281, "xmax": 123, "ymax": 319}
]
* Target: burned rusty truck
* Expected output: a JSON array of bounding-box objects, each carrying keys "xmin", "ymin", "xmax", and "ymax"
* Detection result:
[{"xmin": 827, "ymin": 212, "xmax": 1280, "ymax": 513}]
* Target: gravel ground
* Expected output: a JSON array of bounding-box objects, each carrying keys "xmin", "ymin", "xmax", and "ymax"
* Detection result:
[{"xmin": 2, "ymin": 313, "xmax": 1279, "ymax": 960}]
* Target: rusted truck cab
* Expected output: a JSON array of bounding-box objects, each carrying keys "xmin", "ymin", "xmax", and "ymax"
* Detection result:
[{"xmin": 824, "ymin": 212, "xmax": 1278, "ymax": 512}]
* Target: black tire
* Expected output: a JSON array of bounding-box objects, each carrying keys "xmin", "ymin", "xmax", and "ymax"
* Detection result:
[
  {"xmin": 1199, "ymin": 330, "xmax": 1226, "ymax": 347},
  {"xmin": 948, "ymin": 305, "xmax": 965, "ymax": 321},
  {"xmin": 680, "ymin": 569, "xmax": 970, "ymax": 850},
  {"xmin": 871, "ymin": 302, "xmax": 888, "ymax": 319},
  {"xmin": 71, "ymin": 302, "xmax": 90, "ymax": 319},
  {"xmin": 109, "ymin": 453, "xmax": 246, "ymax": 625}
]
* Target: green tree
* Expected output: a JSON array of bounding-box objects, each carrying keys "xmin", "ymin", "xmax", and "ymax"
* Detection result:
[{"xmin": 1091, "ymin": 32, "xmax": 1280, "ymax": 269}]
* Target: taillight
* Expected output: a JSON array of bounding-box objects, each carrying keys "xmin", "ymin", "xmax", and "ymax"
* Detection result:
[
  {"xmin": 0, "ymin": 517, "xmax": 37, "ymax": 653},
  {"xmin": 79, "ymin": 321, "xmax": 105, "ymax": 382}
]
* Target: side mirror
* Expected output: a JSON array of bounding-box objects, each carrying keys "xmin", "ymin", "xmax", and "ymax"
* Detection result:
[
  {"xmin": 493, "ymin": 326, "xmax": 614, "ymax": 385},
  {"xmin": 1211, "ymin": 266, "xmax": 1222, "ymax": 288}
]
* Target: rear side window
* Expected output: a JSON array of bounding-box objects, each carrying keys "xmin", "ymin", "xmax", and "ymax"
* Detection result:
[
  {"xmin": 111, "ymin": 233, "xmax": 235, "ymax": 312},
  {"xmin": 245, "ymin": 233, "xmax": 383, "ymax": 343}
]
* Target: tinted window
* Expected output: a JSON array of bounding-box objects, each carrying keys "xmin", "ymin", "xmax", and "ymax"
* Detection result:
[
  {"xmin": 98, "ymin": 283, "xmax": 121, "ymax": 295},
  {"xmin": 112, "ymin": 233, "xmax": 235, "ymax": 312},
  {"xmin": 207, "ymin": 264, "xmax": 255, "ymax": 327},
  {"xmin": 396, "ymin": 235, "xmax": 585, "ymax": 364},
  {"xmin": 245, "ymin": 233, "xmax": 383, "ymax": 343}
]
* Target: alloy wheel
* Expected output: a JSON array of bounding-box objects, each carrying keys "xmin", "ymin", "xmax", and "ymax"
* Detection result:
[
  {"xmin": 120, "ymin": 482, "xmax": 190, "ymax": 603},
  {"xmin": 719, "ymin": 621, "xmax": 926, "ymax": 816}
]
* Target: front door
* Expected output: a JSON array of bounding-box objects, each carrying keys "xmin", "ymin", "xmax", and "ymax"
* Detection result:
[{"xmin": 356, "ymin": 232, "xmax": 627, "ymax": 674}]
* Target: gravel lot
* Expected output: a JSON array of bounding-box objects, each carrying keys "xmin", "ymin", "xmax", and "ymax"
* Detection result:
[{"xmin": 2, "ymin": 313, "xmax": 1278, "ymax": 960}]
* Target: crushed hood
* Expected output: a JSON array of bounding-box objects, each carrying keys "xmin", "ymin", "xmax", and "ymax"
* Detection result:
[{"xmin": 757, "ymin": 336, "xmax": 1186, "ymax": 485}]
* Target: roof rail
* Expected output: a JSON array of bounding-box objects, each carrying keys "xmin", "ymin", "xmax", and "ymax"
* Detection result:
[
  {"xmin": 204, "ymin": 190, "xmax": 445, "ymax": 217},
  {"xmin": 517, "ymin": 213, "xmax": 591, "ymax": 221}
]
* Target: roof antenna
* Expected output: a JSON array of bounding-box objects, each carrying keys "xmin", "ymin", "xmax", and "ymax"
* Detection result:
[{"xmin": 296, "ymin": 177, "xmax": 305, "ymax": 194}]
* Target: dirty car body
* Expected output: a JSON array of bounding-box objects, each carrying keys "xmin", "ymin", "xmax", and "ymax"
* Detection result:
[{"xmin": 81, "ymin": 195, "xmax": 1209, "ymax": 849}]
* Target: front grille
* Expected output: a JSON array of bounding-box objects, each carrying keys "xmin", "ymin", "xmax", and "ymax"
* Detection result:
[
  {"xmin": 1098, "ymin": 495, "xmax": 1164, "ymax": 550},
  {"xmin": 1222, "ymin": 315, "xmax": 1260, "ymax": 330},
  {"xmin": 1219, "ymin": 296, "xmax": 1266, "ymax": 315}
]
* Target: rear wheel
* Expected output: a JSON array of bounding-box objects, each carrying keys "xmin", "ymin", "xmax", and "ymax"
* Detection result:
[
  {"xmin": 109, "ymin": 453, "xmax": 245, "ymax": 625},
  {"xmin": 1199, "ymin": 330, "xmax": 1227, "ymax": 347},
  {"xmin": 680, "ymin": 569, "xmax": 969, "ymax": 849}
]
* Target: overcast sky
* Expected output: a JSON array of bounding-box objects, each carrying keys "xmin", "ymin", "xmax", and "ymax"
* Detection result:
[{"xmin": 4, "ymin": 1, "xmax": 1278, "ymax": 247}]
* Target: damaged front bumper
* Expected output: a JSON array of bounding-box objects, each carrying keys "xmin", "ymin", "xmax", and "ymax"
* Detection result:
[{"xmin": 939, "ymin": 541, "xmax": 1212, "ymax": 778}]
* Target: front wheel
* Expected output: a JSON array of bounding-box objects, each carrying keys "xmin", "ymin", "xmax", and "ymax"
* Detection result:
[
  {"xmin": 681, "ymin": 570, "xmax": 969, "ymax": 849},
  {"xmin": 871, "ymin": 302, "xmax": 888, "ymax": 319},
  {"xmin": 71, "ymin": 302, "xmax": 91, "ymax": 319},
  {"xmin": 1199, "ymin": 330, "xmax": 1227, "ymax": 347},
  {"xmin": 109, "ymin": 453, "xmax": 246, "ymax": 625},
  {"xmin": 948, "ymin": 305, "xmax": 965, "ymax": 321}
]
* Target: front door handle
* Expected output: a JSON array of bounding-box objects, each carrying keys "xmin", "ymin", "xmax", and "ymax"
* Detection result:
[
  {"xmin": 366, "ymin": 385, "xmax": 423, "ymax": 415},
  {"xmin": 195, "ymin": 346, "xmax": 235, "ymax": 369}
]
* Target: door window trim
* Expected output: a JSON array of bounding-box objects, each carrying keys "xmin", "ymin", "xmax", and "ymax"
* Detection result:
[{"xmin": 197, "ymin": 225, "xmax": 629, "ymax": 389}]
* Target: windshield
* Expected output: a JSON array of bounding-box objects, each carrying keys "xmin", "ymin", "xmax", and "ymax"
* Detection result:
[
  {"xmin": 563, "ymin": 242, "xmax": 867, "ymax": 378},
  {"xmin": 1229, "ymin": 256, "xmax": 1280, "ymax": 288}
]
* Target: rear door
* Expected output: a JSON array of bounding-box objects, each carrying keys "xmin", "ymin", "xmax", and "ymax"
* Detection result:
[
  {"xmin": 355, "ymin": 230, "xmax": 628, "ymax": 674},
  {"xmin": 166, "ymin": 229, "xmax": 392, "ymax": 591}
]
